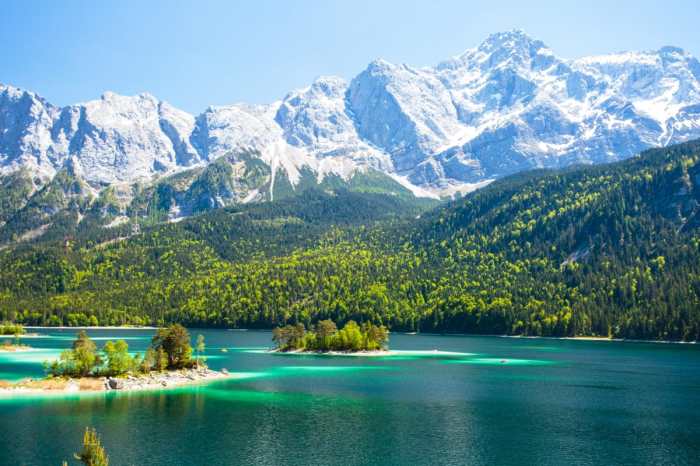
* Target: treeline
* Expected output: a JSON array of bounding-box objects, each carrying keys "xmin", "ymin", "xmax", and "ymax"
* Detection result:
[
  {"xmin": 273, "ymin": 319, "xmax": 389, "ymax": 352},
  {"xmin": 1, "ymin": 142, "xmax": 700, "ymax": 340}
]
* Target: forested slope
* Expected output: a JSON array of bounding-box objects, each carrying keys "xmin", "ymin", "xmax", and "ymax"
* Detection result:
[{"xmin": 1, "ymin": 141, "xmax": 699, "ymax": 341}]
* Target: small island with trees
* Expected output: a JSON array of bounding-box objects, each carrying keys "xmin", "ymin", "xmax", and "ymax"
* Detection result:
[
  {"xmin": 0, "ymin": 322, "xmax": 30, "ymax": 352},
  {"xmin": 0, "ymin": 324, "xmax": 231, "ymax": 394},
  {"xmin": 272, "ymin": 319, "xmax": 389, "ymax": 353}
]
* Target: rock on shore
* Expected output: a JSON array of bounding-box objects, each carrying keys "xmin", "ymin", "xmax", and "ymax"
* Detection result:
[{"xmin": 104, "ymin": 368, "xmax": 229, "ymax": 391}]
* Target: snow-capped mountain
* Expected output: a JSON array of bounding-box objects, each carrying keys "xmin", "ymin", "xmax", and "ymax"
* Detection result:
[{"xmin": 2, "ymin": 29, "xmax": 700, "ymax": 207}]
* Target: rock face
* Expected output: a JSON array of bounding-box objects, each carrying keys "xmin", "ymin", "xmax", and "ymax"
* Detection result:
[{"xmin": 1, "ymin": 29, "xmax": 700, "ymax": 201}]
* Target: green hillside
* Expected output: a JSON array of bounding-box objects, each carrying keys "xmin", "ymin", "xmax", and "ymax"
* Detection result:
[{"xmin": 1, "ymin": 141, "xmax": 699, "ymax": 340}]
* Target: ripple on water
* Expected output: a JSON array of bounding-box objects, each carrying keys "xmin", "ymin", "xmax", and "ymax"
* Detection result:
[
  {"xmin": 443, "ymin": 357, "xmax": 555, "ymax": 366},
  {"xmin": 273, "ymin": 365, "xmax": 388, "ymax": 374}
]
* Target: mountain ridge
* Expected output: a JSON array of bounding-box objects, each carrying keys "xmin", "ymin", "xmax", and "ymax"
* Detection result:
[{"xmin": 2, "ymin": 30, "xmax": 700, "ymax": 236}]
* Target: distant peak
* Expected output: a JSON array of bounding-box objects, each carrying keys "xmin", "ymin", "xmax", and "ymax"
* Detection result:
[
  {"xmin": 101, "ymin": 90, "xmax": 158, "ymax": 103},
  {"xmin": 0, "ymin": 82, "xmax": 54, "ymax": 107},
  {"xmin": 437, "ymin": 30, "xmax": 557, "ymax": 72},
  {"xmin": 659, "ymin": 45, "xmax": 685, "ymax": 55},
  {"xmin": 309, "ymin": 75, "xmax": 347, "ymax": 96},
  {"xmin": 366, "ymin": 58, "xmax": 395, "ymax": 72},
  {"xmin": 312, "ymin": 75, "xmax": 346, "ymax": 86},
  {"xmin": 658, "ymin": 45, "xmax": 690, "ymax": 61},
  {"xmin": 478, "ymin": 29, "xmax": 546, "ymax": 53},
  {"xmin": 0, "ymin": 82, "xmax": 25, "ymax": 96}
]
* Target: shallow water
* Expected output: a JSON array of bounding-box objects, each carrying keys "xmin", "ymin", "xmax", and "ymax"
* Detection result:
[{"xmin": 0, "ymin": 329, "xmax": 698, "ymax": 465}]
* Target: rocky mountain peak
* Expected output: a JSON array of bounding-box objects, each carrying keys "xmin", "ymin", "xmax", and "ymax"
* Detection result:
[{"xmin": 0, "ymin": 31, "xmax": 699, "ymax": 207}]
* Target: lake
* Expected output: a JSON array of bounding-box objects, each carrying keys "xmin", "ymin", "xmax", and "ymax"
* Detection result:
[{"xmin": 0, "ymin": 328, "xmax": 698, "ymax": 465}]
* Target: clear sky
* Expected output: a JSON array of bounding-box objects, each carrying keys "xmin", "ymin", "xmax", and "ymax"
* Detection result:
[{"xmin": 2, "ymin": 0, "xmax": 698, "ymax": 113}]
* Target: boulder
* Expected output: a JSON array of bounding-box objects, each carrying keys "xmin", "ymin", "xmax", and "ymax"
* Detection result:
[{"xmin": 108, "ymin": 378, "xmax": 125, "ymax": 390}]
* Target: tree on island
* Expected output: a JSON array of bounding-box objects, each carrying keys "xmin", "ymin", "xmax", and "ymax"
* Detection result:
[
  {"xmin": 272, "ymin": 319, "xmax": 389, "ymax": 352},
  {"xmin": 72, "ymin": 330, "xmax": 101, "ymax": 373},
  {"xmin": 315, "ymin": 319, "xmax": 337, "ymax": 350},
  {"xmin": 46, "ymin": 330, "xmax": 102, "ymax": 377},
  {"xmin": 47, "ymin": 332, "xmax": 138, "ymax": 378},
  {"xmin": 272, "ymin": 323, "xmax": 306, "ymax": 351},
  {"xmin": 103, "ymin": 340, "xmax": 139, "ymax": 376},
  {"xmin": 151, "ymin": 324, "xmax": 194, "ymax": 369}
]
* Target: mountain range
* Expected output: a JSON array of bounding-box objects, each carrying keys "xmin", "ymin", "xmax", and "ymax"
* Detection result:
[{"xmin": 2, "ymin": 30, "xmax": 700, "ymax": 240}]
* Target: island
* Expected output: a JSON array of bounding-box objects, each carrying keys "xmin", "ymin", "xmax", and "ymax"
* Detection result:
[
  {"xmin": 0, "ymin": 322, "xmax": 31, "ymax": 352},
  {"xmin": 0, "ymin": 324, "xmax": 232, "ymax": 394},
  {"xmin": 272, "ymin": 319, "xmax": 389, "ymax": 353}
]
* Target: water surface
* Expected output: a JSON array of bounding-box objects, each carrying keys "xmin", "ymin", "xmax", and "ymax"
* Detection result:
[{"xmin": 0, "ymin": 329, "xmax": 698, "ymax": 465}]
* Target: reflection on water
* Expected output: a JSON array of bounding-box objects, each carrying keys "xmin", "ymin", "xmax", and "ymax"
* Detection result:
[{"xmin": 0, "ymin": 329, "xmax": 698, "ymax": 466}]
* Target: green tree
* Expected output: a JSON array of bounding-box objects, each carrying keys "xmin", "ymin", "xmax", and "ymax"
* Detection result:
[
  {"xmin": 151, "ymin": 324, "xmax": 192, "ymax": 369},
  {"xmin": 315, "ymin": 319, "xmax": 337, "ymax": 350},
  {"xmin": 73, "ymin": 427, "xmax": 109, "ymax": 466},
  {"xmin": 155, "ymin": 347, "xmax": 168, "ymax": 371},
  {"xmin": 47, "ymin": 331, "xmax": 101, "ymax": 377},
  {"xmin": 364, "ymin": 323, "xmax": 389, "ymax": 350},
  {"xmin": 102, "ymin": 340, "xmax": 133, "ymax": 376},
  {"xmin": 141, "ymin": 347, "xmax": 157, "ymax": 373},
  {"xmin": 195, "ymin": 334, "xmax": 206, "ymax": 368},
  {"xmin": 335, "ymin": 320, "xmax": 363, "ymax": 351}
]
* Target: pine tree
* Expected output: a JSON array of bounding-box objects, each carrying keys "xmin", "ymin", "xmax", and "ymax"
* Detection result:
[
  {"xmin": 73, "ymin": 427, "xmax": 109, "ymax": 466},
  {"xmin": 195, "ymin": 334, "xmax": 206, "ymax": 368}
]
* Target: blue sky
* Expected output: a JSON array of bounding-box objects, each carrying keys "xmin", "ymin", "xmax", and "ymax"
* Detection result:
[{"xmin": 2, "ymin": 0, "xmax": 698, "ymax": 113}]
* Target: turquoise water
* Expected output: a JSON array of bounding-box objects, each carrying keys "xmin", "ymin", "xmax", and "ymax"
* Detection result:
[{"xmin": 0, "ymin": 329, "xmax": 698, "ymax": 465}]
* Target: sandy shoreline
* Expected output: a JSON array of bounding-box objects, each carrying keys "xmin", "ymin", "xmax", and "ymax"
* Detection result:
[{"xmin": 0, "ymin": 368, "xmax": 234, "ymax": 396}]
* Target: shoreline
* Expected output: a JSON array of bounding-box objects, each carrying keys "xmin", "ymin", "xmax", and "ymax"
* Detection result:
[
  {"xmin": 0, "ymin": 368, "xmax": 234, "ymax": 396},
  {"xmin": 17, "ymin": 326, "xmax": 697, "ymax": 345},
  {"xmin": 400, "ymin": 332, "xmax": 697, "ymax": 345},
  {"xmin": 498, "ymin": 334, "xmax": 697, "ymax": 345}
]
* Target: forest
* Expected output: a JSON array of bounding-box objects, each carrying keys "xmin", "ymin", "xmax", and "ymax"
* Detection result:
[{"xmin": 0, "ymin": 141, "xmax": 699, "ymax": 341}]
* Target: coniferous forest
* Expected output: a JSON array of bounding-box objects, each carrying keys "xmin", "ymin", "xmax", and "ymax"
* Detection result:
[{"xmin": 1, "ymin": 141, "xmax": 700, "ymax": 341}]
